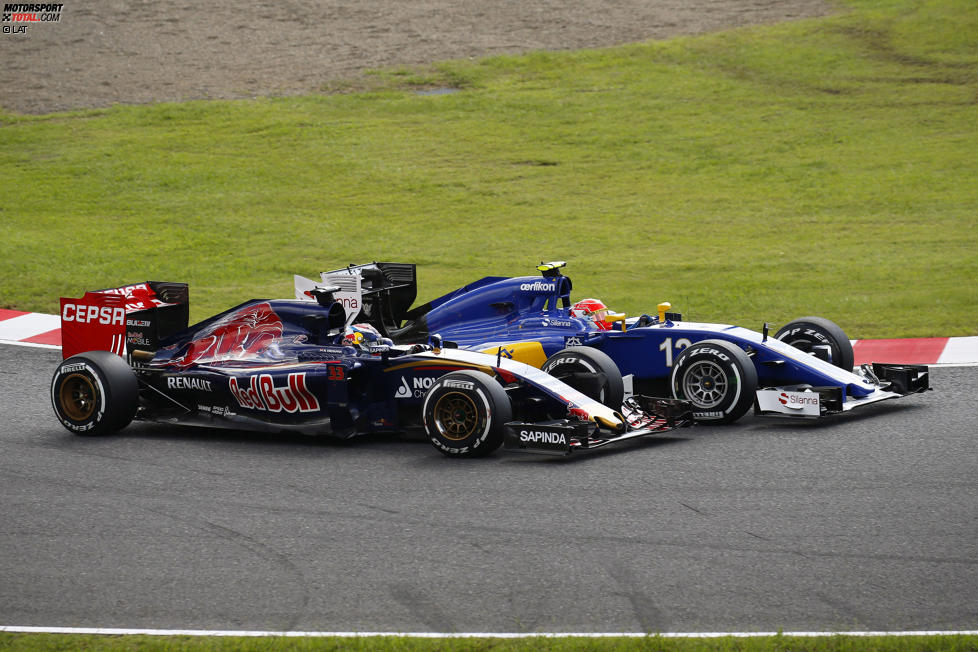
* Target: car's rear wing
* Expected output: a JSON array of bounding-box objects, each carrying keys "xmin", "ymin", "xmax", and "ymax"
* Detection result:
[
  {"xmin": 294, "ymin": 262, "xmax": 418, "ymax": 336},
  {"xmin": 60, "ymin": 282, "xmax": 189, "ymax": 359}
]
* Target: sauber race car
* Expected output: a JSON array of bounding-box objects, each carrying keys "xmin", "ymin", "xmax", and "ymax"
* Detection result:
[
  {"xmin": 50, "ymin": 281, "xmax": 693, "ymax": 457},
  {"xmin": 298, "ymin": 262, "xmax": 931, "ymax": 424}
]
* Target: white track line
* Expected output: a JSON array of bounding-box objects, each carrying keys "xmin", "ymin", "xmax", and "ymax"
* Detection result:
[{"xmin": 1, "ymin": 626, "xmax": 976, "ymax": 637}]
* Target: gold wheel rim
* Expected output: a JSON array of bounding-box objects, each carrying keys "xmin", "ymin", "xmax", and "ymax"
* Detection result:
[
  {"xmin": 59, "ymin": 373, "xmax": 98, "ymax": 421},
  {"xmin": 433, "ymin": 392, "xmax": 479, "ymax": 441}
]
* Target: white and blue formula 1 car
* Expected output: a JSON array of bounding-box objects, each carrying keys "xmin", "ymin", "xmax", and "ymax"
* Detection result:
[{"xmin": 294, "ymin": 262, "xmax": 931, "ymax": 424}]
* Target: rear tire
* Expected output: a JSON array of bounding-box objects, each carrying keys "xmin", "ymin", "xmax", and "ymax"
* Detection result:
[
  {"xmin": 423, "ymin": 370, "xmax": 512, "ymax": 457},
  {"xmin": 51, "ymin": 351, "xmax": 139, "ymax": 436},
  {"xmin": 670, "ymin": 339, "xmax": 757, "ymax": 424},
  {"xmin": 775, "ymin": 317, "xmax": 854, "ymax": 371},
  {"xmin": 541, "ymin": 346, "xmax": 624, "ymax": 409}
]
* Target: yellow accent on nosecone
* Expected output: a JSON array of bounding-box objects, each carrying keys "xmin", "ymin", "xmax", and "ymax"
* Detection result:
[{"xmin": 480, "ymin": 341, "xmax": 548, "ymax": 368}]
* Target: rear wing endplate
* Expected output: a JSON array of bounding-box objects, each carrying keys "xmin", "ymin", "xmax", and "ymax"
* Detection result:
[
  {"xmin": 294, "ymin": 262, "xmax": 418, "ymax": 333},
  {"xmin": 60, "ymin": 282, "xmax": 189, "ymax": 359}
]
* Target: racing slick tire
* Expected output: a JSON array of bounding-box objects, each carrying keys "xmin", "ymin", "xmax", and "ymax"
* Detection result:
[
  {"xmin": 541, "ymin": 346, "xmax": 624, "ymax": 409},
  {"xmin": 670, "ymin": 339, "xmax": 757, "ymax": 424},
  {"xmin": 775, "ymin": 317, "xmax": 854, "ymax": 371},
  {"xmin": 51, "ymin": 351, "xmax": 139, "ymax": 436},
  {"xmin": 423, "ymin": 370, "xmax": 513, "ymax": 458}
]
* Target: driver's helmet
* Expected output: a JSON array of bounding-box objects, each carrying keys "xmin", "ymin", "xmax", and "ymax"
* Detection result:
[
  {"xmin": 570, "ymin": 298, "xmax": 613, "ymax": 330},
  {"xmin": 344, "ymin": 323, "xmax": 382, "ymax": 347}
]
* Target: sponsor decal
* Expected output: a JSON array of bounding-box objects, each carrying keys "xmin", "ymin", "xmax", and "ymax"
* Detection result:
[
  {"xmin": 126, "ymin": 332, "xmax": 152, "ymax": 346},
  {"xmin": 60, "ymin": 363, "xmax": 87, "ymax": 374},
  {"xmin": 62, "ymin": 303, "xmax": 125, "ymax": 326},
  {"xmin": 693, "ymin": 411, "xmax": 723, "ymax": 418},
  {"xmin": 65, "ymin": 419, "xmax": 94, "ymax": 432},
  {"xmin": 779, "ymin": 391, "xmax": 819, "ymax": 409},
  {"xmin": 197, "ymin": 405, "xmax": 231, "ymax": 416},
  {"xmin": 544, "ymin": 357, "xmax": 578, "ymax": 370},
  {"xmin": 443, "ymin": 379, "xmax": 475, "ymax": 390},
  {"xmin": 779, "ymin": 327, "xmax": 829, "ymax": 344},
  {"xmin": 126, "ymin": 318, "xmax": 151, "ymax": 327},
  {"xmin": 395, "ymin": 375, "xmax": 435, "ymax": 399},
  {"xmin": 394, "ymin": 377, "xmax": 411, "ymax": 398},
  {"xmin": 317, "ymin": 273, "xmax": 363, "ymax": 329},
  {"xmin": 756, "ymin": 389, "xmax": 821, "ymax": 417},
  {"xmin": 564, "ymin": 336, "xmax": 583, "ymax": 347},
  {"xmin": 519, "ymin": 281, "xmax": 556, "ymax": 292},
  {"xmin": 228, "ymin": 373, "xmax": 320, "ymax": 413},
  {"xmin": 166, "ymin": 376, "xmax": 213, "ymax": 392},
  {"xmin": 545, "ymin": 318, "xmax": 573, "ymax": 328},
  {"xmin": 695, "ymin": 348, "xmax": 730, "ymax": 362},
  {"xmin": 519, "ymin": 429, "xmax": 567, "ymax": 445}
]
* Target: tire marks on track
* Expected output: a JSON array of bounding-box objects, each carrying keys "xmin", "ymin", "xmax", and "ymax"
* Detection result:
[{"xmin": 142, "ymin": 506, "xmax": 312, "ymax": 632}]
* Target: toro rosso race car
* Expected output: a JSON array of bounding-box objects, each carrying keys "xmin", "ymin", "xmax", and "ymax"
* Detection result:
[
  {"xmin": 300, "ymin": 262, "xmax": 931, "ymax": 424},
  {"xmin": 50, "ymin": 281, "xmax": 693, "ymax": 457}
]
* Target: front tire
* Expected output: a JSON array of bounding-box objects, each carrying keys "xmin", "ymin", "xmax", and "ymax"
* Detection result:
[
  {"xmin": 775, "ymin": 317, "xmax": 854, "ymax": 371},
  {"xmin": 671, "ymin": 339, "xmax": 757, "ymax": 424},
  {"xmin": 423, "ymin": 370, "xmax": 513, "ymax": 457},
  {"xmin": 541, "ymin": 346, "xmax": 624, "ymax": 409},
  {"xmin": 51, "ymin": 351, "xmax": 139, "ymax": 436}
]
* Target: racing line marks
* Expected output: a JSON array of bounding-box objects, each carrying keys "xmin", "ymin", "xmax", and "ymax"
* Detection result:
[
  {"xmin": 388, "ymin": 582, "xmax": 455, "ymax": 633},
  {"xmin": 677, "ymin": 501, "xmax": 710, "ymax": 516},
  {"xmin": 142, "ymin": 505, "xmax": 313, "ymax": 632},
  {"xmin": 603, "ymin": 560, "xmax": 669, "ymax": 633}
]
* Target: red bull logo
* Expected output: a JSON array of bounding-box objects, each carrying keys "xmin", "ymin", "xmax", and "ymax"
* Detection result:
[
  {"xmin": 170, "ymin": 302, "xmax": 283, "ymax": 367},
  {"xmin": 229, "ymin": 373, "xmax": 320, "ymax": 413}
]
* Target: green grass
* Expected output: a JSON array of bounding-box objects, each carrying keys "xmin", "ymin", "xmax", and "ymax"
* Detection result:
[
  {"xmin": 0, "ymin": 634, "xmax": 976, "ymax": 652},
  {"xmin": 1, "ymin": 0, "xmax": 976, "ymax": 338}
]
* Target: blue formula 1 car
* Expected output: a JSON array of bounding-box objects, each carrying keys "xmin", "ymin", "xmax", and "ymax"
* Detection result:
[
  {"xmin": 50, "ymin": 280, "xmax": 693, "ymax": 457},
  {"xmin": 302, "ymin": 262, "xmax": 931, "ymax": 424}
]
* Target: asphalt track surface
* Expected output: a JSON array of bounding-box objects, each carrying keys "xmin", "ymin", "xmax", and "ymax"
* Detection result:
[{"xmin": 1, "ymin": 344, "xmax": 975, "ymax": 634}]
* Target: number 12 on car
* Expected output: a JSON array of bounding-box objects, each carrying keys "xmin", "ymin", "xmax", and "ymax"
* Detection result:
[{"xmin": 659, "ymin": 337, "xmax": 692, "ymax": 367}]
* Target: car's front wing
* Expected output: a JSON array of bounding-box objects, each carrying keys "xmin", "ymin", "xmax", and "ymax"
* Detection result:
[
  {"xmin": 754, "ymin": 362, "xmax": 930, "ymax": 419},
  {"xmin": 503, "ymin": 396, "xmax": 694, "ymax": 455}
]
